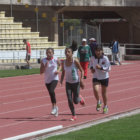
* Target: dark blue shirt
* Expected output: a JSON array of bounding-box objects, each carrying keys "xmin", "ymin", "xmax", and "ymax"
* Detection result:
[
  {"xmin": 112, "ymin": 41, "xmax": 119, "ymax": 53},
  {"xmin": 89, "ymin": 42, "xmax": 97, "ymax": 56}
]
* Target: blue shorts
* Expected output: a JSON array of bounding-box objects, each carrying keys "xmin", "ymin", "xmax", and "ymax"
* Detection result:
[{"xmin": 92, "ymin": 78, "xmax": 109, "ymax": 87}]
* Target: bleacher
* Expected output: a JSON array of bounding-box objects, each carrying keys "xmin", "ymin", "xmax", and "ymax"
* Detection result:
[{"xmin": 0, "ymin": 11, "xmax": 60, "ymax": 64}]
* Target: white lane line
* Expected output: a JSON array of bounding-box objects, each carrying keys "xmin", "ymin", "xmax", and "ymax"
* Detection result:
[
  {"xmin": 0, "ymin": 81, "xmax": 140, "ymax": 114},
  {"xmin": 0, "ymin": 63, "xmax": 140, "ymax": 87},
  {"xmin": 0, "ymin": 72, "xmax": 140, "ymax": 91},
  {"xmin": 3, "ymin": 125, "xmax": 63, "ymax": 140},
  {"xmin": 111, "ymin": 70, "xmax": 140, "ymax": 78},
  {"xmin": 1, "ymin": 83, "xmax": 140, "ymax": 107},
  {"xmin": 0, "ymin": 69, "xmax": 140, "ymax": 94},
  {"xmin": 0, "ymin": 80, "xmax": 44, "ymax": 88},
  {"xmin": 0, "ymin": 72, "xmax": 140, "ymax": 99},
  {"xmin": 0, "ymin": 89, "xmax": 45, "ymax": 98},
  {"xmin": 110, "ymin": 74, "xmax": 140, "ymax": 81},
  {"xmin": 0, "ymin": 84, "xmax": 45, "ymax": 92},
  {"xmin": 1, "ymin": 76, "xmax": 140, "ymax": 100},
  {"xmin": 0, "ymin": 94, "xmax": 140, "ymax": 129}
]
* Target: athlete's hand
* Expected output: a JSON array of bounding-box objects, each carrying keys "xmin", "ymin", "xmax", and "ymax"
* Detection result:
[
  {"xmin": 54, "ymin": 71, "xmax": 59, "ymax": 75},
  {"xmin": 96, "ymin": 64, "xmax": 101, "ymax": 69},
  {"xmin": 60, "ymin": 80, "xmax": 63, "ymax": 87},
  {"xmin": 91, "ymin": 69, "xmax": 95, "ymax": 73},
  {"xmin": 80, "ymin": 80, "xmax": 84, "ymax": 89}
]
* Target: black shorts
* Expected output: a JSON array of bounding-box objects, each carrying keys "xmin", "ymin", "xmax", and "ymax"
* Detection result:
[{"xmin": 92, "ymin": 78, "xmax": 109, "ymax": 87}]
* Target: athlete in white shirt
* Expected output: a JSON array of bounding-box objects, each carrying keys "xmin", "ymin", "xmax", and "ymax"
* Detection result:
[
  {"xmin": 40, "ymin": 48, "xmax": 61, "ymax": 116},
  {"xmin": 90, "ymin": 46, "xmax": 111, "ymax": 114},
  {"xmin": 60, "ymin": 46, "xmax": 85, "ymax": 121}
]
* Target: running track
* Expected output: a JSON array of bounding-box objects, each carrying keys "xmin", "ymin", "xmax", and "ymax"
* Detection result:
[{"xmin": 0, "ymin": 61, "xmax": 140, "ymax": 139}]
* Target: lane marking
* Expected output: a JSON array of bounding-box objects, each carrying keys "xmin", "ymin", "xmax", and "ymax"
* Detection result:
[
  {"xmin": 0, "ymin": 70, "xmax": 140, "ymax": 94},
  {"xmin": 0, "ymin": 93, "xmax": 140, "ymax": 129},
  {"xmin": 0, "ymin": 84, "xmax": 140, "ymax": 106},
  {"xmin": 0, "ymin": 63, "xmax": 140, "ymax": 87},
  {"xmin": 0, "ymin": 83, "xmax": 140, "ymax": 114},
  {"xmin": 0, "ymin": 82, "xmax": 140, "ymax": 113},
  {"xmin": 46, "ymin": 108, "xmax": 140, "ymax": 140},
  {"xmin": 3, "ymin": 125, "xmax": 63, "ymax": 140}
]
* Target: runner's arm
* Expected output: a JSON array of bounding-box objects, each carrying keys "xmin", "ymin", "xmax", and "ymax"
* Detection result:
[
  {"xmin": 101, "ymin": 57, "xmax": 111, "ymax": 72},
  {"xmin": 75, "ymin": 59, "xmax": 84, "ymax": 80},
  {"xmin": 60, "ymin": 62, "xmax": 65, "ymax": 84},
  {"xmin": 75, "ymin": 59, "xmax": 85, "ymax": 89},
  {"xmin": 40, "ymin": 61, "xmax": 45, "ymax": 74}
]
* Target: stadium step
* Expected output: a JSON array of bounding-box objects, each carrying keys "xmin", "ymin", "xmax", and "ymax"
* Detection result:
[
  {"xmin": 0, "ymin": 11, "xmax": 5, "ymax": 17},
  {"xmin": 0, "ymin": 10, "xmax": 59, "ymax": 64}
]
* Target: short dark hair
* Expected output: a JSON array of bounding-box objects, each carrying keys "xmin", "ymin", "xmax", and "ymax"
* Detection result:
[
  {"xmin": 65, "ymin": 47, "xmax": 73, "ymax": 54},
  {"xmin": 66, "ymin": 40, "xmax": 77, "ymax": 54},
  {"xmin": 46, "ymin": 48, "xmax": 54, "ymax": 53},
  {"xmin": 95, "ymin": 45, "xmax": 103, "ymax": 51},
  {"xmin": 23, "ymin": 39, "xmax": 27, "ymax": 42}
]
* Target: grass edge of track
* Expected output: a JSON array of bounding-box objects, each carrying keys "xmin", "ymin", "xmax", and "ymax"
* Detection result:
[
  {"xmin": 46, "ymin": 113, "xmax": 140, "ymax": 140},
  {"xmin": 0, "ymin": 68, "xmax": 40, "ymax": 78}
]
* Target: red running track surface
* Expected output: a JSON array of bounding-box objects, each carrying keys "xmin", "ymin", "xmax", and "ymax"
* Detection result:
[{"xmin": 0, "ymin": 61, "xmax": 140, "ymax": 139}]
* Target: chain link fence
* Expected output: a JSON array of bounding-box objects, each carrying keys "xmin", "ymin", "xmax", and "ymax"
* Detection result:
[{"xmin": 60, "ymin": 23, "xmax": 100, "ymax": 47}]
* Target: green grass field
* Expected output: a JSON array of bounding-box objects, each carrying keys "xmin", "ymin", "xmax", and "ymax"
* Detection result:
[
  {"xmin": 46, "ymin": 113, "xmax": 140, "ymax": 140},
  {"xmin": 0, "ymin": 68, "xmax": 39, "ymax": 78}
]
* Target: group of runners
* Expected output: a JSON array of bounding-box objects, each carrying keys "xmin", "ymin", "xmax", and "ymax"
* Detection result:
[{"xmin": 40, "ymin": 38, "xmax": 111, "ymax": 121}]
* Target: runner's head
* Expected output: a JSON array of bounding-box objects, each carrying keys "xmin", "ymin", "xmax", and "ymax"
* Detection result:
[
  {"xmin": 65, "ymin": 40, "xmax": 77, "ymax": 58},
  {"xmin": 95, "ymin": 46, "xmax": 104, "ymax": 58},
  {"xmin": 65, "ymin": 47, "xmax": 73, "ymax": 59},
  {"xmin": 23, "ymin": 39, "xmax": 27, "ymax": 44},
  {"xmin": 46, "ymin": 48, "xmax": 54, "ymax": 59}
]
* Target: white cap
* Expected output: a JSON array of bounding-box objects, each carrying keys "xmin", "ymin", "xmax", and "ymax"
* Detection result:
[
  {"xmin": 89, "ymin": 38, "xmax": 96, "ymax": 41},
  {"xmin": 82, "ymin": 38, "xmax": 87, "ymax": 42}
]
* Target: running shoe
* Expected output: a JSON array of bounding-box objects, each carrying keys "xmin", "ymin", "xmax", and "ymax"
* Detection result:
[
  {"xmin": 54, "ymin": 106, "xmax": 59, "ymax": 117},
  {"xmin": 79, "ymin": 95, "xmax": 85, "ymax": 106},
  {"xmin": 70, "ymin": 116, "xmax": 77, "ymax": 121},
  {"xmin": 103, "ymin": 106, "xmax": 108, "ymax": 114},
  {"xmin": 96, "ymin": 101, "xmax": 102, "ymax": 111},
  {"xmin": 51, "ymin": 107, "xmax": 55, "ymax": 115},
  {"xmin": 51, "ymin": 106, "xmax": 59, "ymax": 116},
  {"xmin": 84, "ymin": 76, "xmax": 87, "ymax": 79}
]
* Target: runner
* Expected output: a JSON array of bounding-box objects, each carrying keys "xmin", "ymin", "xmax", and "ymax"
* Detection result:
[
  {"xmin": 90, "ymin": 46, "xmax": 111, "ymax": 114},
  {"xmin": 60, "ymin": 41, "xmax": 85, "ymax": 121},
  {"xmin": 40, "ymin": 48, "xmax": 61, "ymax": 116}
]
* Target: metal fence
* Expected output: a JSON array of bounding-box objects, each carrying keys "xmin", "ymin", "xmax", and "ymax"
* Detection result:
[
  {"xmin": 63, "ymin": 24, "xmax": 100, "ymax": 46},
  {"xmin": 0, "ymin": 43, "xmax": 140, "ymax": 64},
  {"xmin": 124, "ymin": 44, "xmax": 140, "ymax": 55},
  {"xmin": 0, "ymin": 49, "xmax": 77, "ymax": 64}
]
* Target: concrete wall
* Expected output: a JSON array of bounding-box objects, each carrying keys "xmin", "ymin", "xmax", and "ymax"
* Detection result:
[
  {"xmin": 1, "ymin": 1, "xmax": 140, "ymax": 44},
  {"xmin": 101, "ymin": 21, "xmax": 140, "ymax": 44},
  {"xmin": 101, "ymin": 22, "xmax": 129, "ymax": 43},
  {"xmin": 1, "ymin": 0, "xmax": 140, "ymax": 6}
]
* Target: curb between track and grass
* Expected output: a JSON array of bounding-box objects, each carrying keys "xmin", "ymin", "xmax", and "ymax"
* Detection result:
[{"xmin": 31, "ymin": 108, "xmax": 140, "ymax": 140}]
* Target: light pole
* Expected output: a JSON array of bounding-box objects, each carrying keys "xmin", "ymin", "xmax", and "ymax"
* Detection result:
[
  {"xmin": 99, "ymin": 23, "xmax": 102, "ymax": 45},
  {"xmin": 10, "ymin": 0, "xmax": 13, "ymax": 17},
  {"xmin": 35, "ymin": 5, "xmax": 39, "ymax": 32},
  {"xmin": 62, "ymin": 14, "xmax": 64, "ymax": 46}
]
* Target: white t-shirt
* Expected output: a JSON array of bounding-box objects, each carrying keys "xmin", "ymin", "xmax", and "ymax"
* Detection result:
[
  {"xmin": 90, "ymin": 55, "xmax": 111, "ymax": 80},
  {"xmin": 64, "ymin": 59, "xmax": 79, "ymax": 83},
  {"xmin": 42, "ymin": 57, "xmax": 59, "ymax": 84}
]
